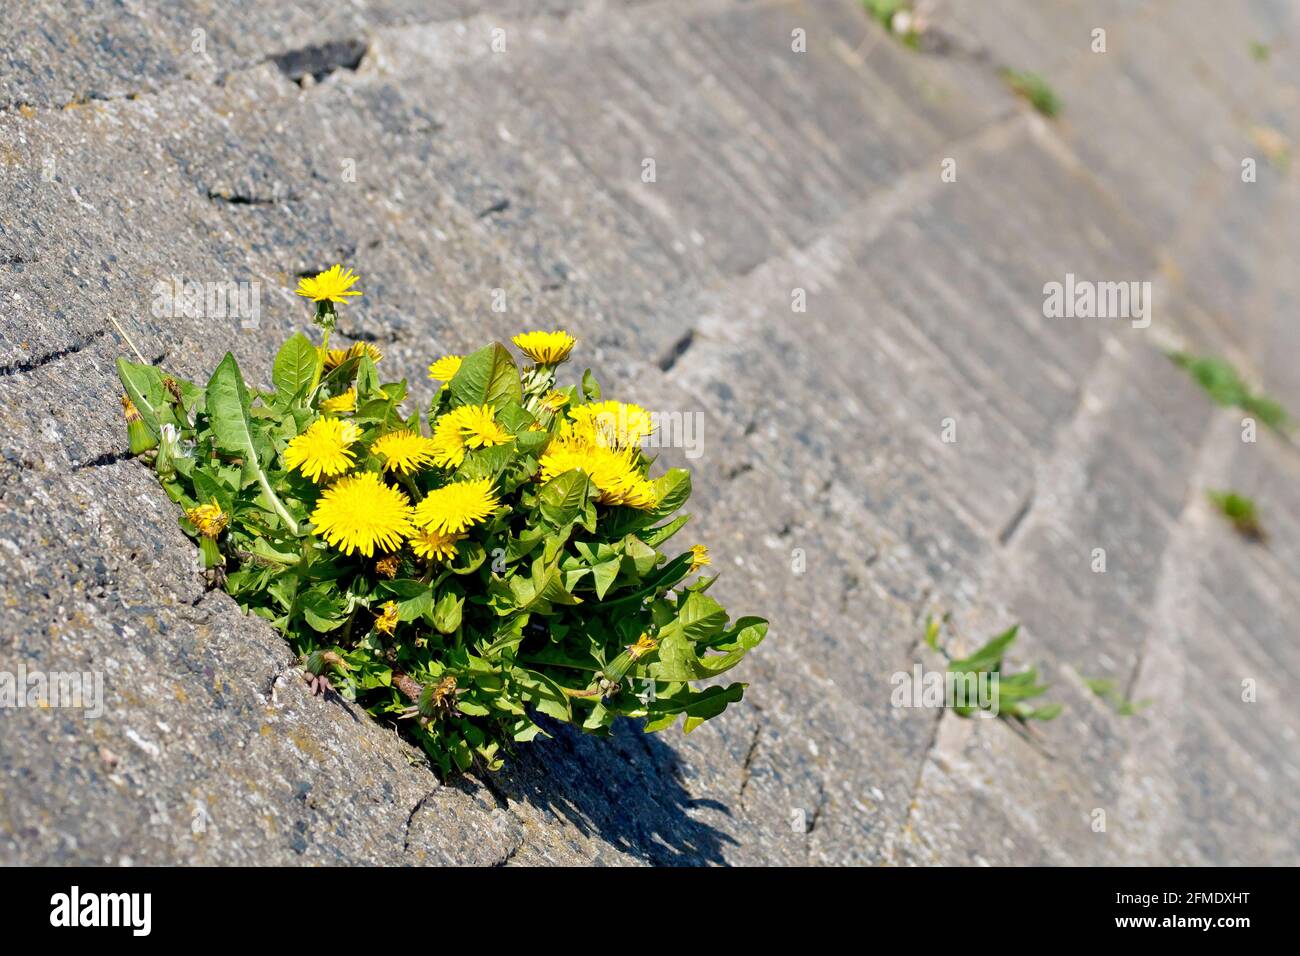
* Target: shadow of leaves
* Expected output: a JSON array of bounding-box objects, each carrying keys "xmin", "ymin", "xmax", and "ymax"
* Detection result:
[{"xmin": 466, "ymin": 716, "xmax": 736, "ymax": 866}]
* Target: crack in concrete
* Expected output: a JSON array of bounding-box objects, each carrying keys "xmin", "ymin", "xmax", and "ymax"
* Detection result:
[
  {"xmin": 74, "ymin": 448, "xmax": 132, "ymax": 470},
  {"xmin": 997, "ymin": 488, "xmax": 1035, "ymax": 546},
  {"xmin": 401, "ymin": 786, "xmax": 440, "ymax": 853},
  {"xmin": 0, "ymin": 329, "xmax": 106, "ymax": 378},
  {"xmin": 735, "ymin": 713, "xmax": 764, "ymax": 805},
  {"xmin": 890, "ymin": 706, "xmax": 946, "ymax": 861}
]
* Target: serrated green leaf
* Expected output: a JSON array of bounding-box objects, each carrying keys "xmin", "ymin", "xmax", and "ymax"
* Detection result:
[{"xmin": 650, "ymin": 612, "xmax": 765, "ymax": 683}]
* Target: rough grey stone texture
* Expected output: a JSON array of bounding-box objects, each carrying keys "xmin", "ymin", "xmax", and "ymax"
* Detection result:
[{"xmin": 1, "ymin": 0, "xmax": 1298, "ymax": 864}]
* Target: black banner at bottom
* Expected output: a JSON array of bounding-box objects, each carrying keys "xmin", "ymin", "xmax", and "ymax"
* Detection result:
[{"xmin": 0, "ymin": 866, "xmax": 1282, "ymax": 941}]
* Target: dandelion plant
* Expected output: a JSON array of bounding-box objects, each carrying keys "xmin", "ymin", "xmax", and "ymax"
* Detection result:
[
  {"xmin": 926, "ymin": 617, "xmax": 1061, "ymax": 722},
  {"xmin": 117, "ymin": 267, "xmax": 767, "ymax": 775}
]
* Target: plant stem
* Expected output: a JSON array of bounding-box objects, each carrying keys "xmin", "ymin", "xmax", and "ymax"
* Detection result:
[
  {"xmin": 309, "ymin": 327, "xmax": 332, "ymax": 396},
  {"xmin": 398, "ymin": 473, "xmax": 424, "ymax": 504}
]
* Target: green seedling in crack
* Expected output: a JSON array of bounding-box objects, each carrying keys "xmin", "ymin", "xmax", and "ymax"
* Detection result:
[
  {"xmin": 1169, "ymin": 351, "xmax": 1291, "ymax": 434},
  {"xmin": 1207, "ymin": 490, "xmax": 1266, "ymax": 542},
  {"xmin": 925, "ymin": 617, "xmax": 1062, "ymax": 722},
  {"xmin": 1084, "ymin": 677, "xmax": 1151, "ymax": 716},
  {"xmin": 1001, "ymin": 69, "xmax": 1062, "ymax": 118}
]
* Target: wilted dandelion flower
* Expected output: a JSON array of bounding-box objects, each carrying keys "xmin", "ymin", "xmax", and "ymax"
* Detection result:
[
  {"xmin": 309, "ymin": 472, "xmax": 415, "ymax": 557},
  {"xmin": 372, "ymin": 429, "xmax": 438, "ymax": 474},
  {"xmin": 283, "ymin": 418, "xmax": 361, "ymax": 482},
  {"xmin": 413, "ymin": 478, "xmax": 500, "ymax": 535},
  {"xmin": 540, "ymin": 390, "xmax": 570, "ymax": 413},
  {"xmin": 374, "ymin": 554, "xmax": 401, "ymax": 579},
  {"xmin": 296, "ymin": 264, "xmax": 362, "ymax": 304},
  {"xmin": 319, "ymin": 388, "xmax": 357, "ymax": 413},
  {"xmin": 409, "ymin": 527, "xmax": 462, "ymax": 562},
  {"xmin": 374, "ymin": 601, "xmax": 400, "ymax": 635},
  {"xmin": 512, "ymin": 330, "xmax": 576, "ymax": 365},
  {"xmin": 688, "ymin": 544, "xmax": 711, "ymax": 572},
  {"xmin": 122, "ymin": 394, "xmax": 155, "ymax": 453},
  {"xmin": 627, "ymin": 633, "xmax": 659, "ymax": 660},
  {"xmin": 185, "ymin": 499, "xmax": 229, "ymax": 538}
]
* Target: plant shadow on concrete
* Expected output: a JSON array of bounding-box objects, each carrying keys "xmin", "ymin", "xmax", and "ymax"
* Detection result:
[{"xmin": 461, "ymin": 716, "xmax": 736, "ymax": 865}]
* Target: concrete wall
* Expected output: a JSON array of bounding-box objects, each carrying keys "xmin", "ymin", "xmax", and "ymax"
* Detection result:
[{"xmin": 1, "ymin": 0, "xmax": 1297, "ymax": 864}]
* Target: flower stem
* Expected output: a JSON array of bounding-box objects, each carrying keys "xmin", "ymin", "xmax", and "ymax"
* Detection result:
[
  {"xmin": 399, "ymin": 473, "xmax": 423, "ymax": 504},
  {"xmin": 309, "ymin": 327, "xmax": 332, "ymax": 396}
]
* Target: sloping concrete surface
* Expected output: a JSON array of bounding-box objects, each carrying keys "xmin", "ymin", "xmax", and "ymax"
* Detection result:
[{"xmin": 1, "ymin": 0, "xmax": 1297, "ymax": 865}]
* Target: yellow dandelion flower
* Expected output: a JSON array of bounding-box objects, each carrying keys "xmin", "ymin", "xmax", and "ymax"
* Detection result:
[
  {"xmin": 121, "ymin": 395, "xmax": 142, "ymax": 422},
  {"xmin": 185, "ymin": 499, "xmax": 229, "ymax": 538},
  {"xmin": 688, "ymin": 544, "xmax": 711, "ymax": 572},
  {"xmin": 375, "ymin": 554, "xmax": 401, "ymax": 579},
  {"xmin": 429, "ymin": 405, "xmax": 513, "ymax": 468},
  {"xmin": 409, "ymin": 528, "xmax": 462, "ymax": 562},
  {"xmin": 413, "ymin": 478, "xmax": 500, "ymax": 535},
  {"xmin": 283, "ymin": 418, "xmax": 362, "ymax": 482},
  {"xmin": 538, "ymin": 437, "xmax": 657, "ymax": 510},
  {"xmin": 319, "ymin": 388, "xmax": 357, "ymax": 414},
  {"xmin": 310, "ymin": 472, "xmax": 415, "ymax": 557},
  {"xmin": 374, "ymin": 601, "xmax": 400, "ymax": 635},
  {"xmin": 296, "ymin": 264, "xmax": 363, "ymax": 304},
  {"xmin": 430, "ymin": 416, "xmax": 468, "ymax": 469},
  {"xmin": 458, "ymin": 404, "xmax": 513, "ymax": 449},
  {"xmin": 372, "ymin": 429, "xmax": 439, "ymax": 474},
  {"xmin": 427, "ymin": 355, "xmax": 463, "ymax": 384},
  {"xmin": 565, "ymin": 401, "xmax": 655, "ymax": 448},
  {"xmin": 512, "ymin": 330, "xmax": 576, "ymax": 365},
  {"xmin": 322, "ymin": 341, "xmax": 383, "ymax": 370}
]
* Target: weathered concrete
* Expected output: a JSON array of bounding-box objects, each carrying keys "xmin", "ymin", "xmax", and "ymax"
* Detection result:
[{"xmin": 1, "ymin": 0, "xmax": 1298, "ymax": 865}]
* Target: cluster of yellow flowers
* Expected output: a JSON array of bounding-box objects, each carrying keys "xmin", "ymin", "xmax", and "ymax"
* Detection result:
[
  {"xmin": 275, "ymin": 284, "xmax": 663, "ymax": 562},
  {"xmin": 288, "ymin": 439, "xmax": 504, "ymax": 560},
  {"xmin": 538, "ymin": 398, "xmax": 659, "ymax": 507}
]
